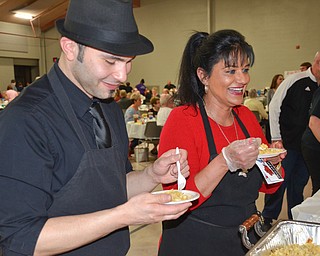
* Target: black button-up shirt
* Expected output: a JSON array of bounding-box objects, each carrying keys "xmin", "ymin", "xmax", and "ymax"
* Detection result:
[{"xmin": 0, "ymin": 63, "xmax": 131, "ymax": 254}]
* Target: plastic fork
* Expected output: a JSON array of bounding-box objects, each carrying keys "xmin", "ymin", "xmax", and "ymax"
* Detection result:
[{"xmin": 176, "ymin": 147, "xmax": 186, "ymax": 190}]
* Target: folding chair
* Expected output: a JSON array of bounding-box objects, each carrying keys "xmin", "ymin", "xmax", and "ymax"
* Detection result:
[{"xmin": 140, "ymin": 121, "xmax": 162, "ymax": 153}]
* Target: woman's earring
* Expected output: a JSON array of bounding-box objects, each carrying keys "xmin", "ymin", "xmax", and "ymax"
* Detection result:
[{"xmin": 205, "ymin": 85, "xmax": 208, "ymax": 94}]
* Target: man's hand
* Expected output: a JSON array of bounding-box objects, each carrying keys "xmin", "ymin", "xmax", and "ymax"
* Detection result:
[
  {"xmin": 147, "ymin": 148, "xmax": 190, "ymax": 184},
  {"xmin": 120, "ymin": 192, "xmax": 191, "ymax": 226}
]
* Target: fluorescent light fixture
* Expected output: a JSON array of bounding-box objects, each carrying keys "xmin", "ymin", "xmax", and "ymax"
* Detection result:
[{"xmin": 14, "ymin": 12, "xmax": 33, "ymax": 20}]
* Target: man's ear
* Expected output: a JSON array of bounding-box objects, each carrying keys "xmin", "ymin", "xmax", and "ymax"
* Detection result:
[
  {"xmin": 59, "ymin": 37, "xmax": 78, "ymax": 61},
  {"xmin": 196, "ymin": 67, "xmax": 208, "ymax": 85}
]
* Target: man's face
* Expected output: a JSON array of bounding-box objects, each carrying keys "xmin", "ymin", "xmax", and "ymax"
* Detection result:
[{"xmin": 71, "ymin": 46, "xmax": 135, "ymax": 99}]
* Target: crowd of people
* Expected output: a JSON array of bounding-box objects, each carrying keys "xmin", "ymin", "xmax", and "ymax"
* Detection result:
[
  {"xmin": 0, "ymin": 79, "xmax": 30, "ymax": 104},
  {"xmin": 0, "ymin": 0, "xmax": 319, "ymax": 255}
]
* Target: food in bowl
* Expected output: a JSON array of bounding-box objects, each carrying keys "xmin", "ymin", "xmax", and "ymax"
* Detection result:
[{"xmin": 164, "ymin": 190, "xmax": 191, "ymax": 202}]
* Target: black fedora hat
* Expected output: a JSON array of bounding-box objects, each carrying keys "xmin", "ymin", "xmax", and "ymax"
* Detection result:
[{"xmin": 56, "ymin": 0, "xmax": 153, "ymax": 56}]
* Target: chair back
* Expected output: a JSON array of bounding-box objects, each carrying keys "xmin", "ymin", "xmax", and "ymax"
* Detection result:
[
  {"xmin": 144, "ymin": 121, "xmax": 162, "ymax": 139},
  {"xmin": 251, "ymin": 111, "xmax": 261, "ymax": 123}
]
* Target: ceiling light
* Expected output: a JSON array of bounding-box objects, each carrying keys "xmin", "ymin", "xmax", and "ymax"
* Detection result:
[{"xmin": 14, "ymin": 12, "xmax": 33, "ymax": 20}]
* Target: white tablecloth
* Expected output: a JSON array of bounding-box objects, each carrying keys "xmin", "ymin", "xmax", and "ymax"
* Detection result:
[
  {"xmin": 126, "ymin": 121, "xmax": 147, "ymax": 139},
  {"xmin": 292, "ymin": 189, "xmax": 320, "ymax": 223},
  {"xmin": 126, "ymin": 120, "xmax": 157, "ymax": 139}
]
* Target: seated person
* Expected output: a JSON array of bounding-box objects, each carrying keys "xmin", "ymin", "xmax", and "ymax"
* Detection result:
[
  {"xmin": 157, "ymin": 94, "xmax": 175, "ymax": 126},
  {"xmin": 125, "ymin": 92, "xmax": 142, "ymax": 155},
  {"xmin": 244, "ymin": 88, "xmax": 270, "ymax": 142},
  {"xmin": 244, "ymin": 88, "xmax": 268, "ymax": 121},
  {"xmin": 151, "ymin": 87, "xmax": 160, "ymax": 98},
  {"xmin": 148, "ymin": 96, "xmax": 160, "ymax": 117},
  {"xmin": 117, "ymin": 89, "xmax": 132, "ymax": 113},
  {"xmin": 124, "ymin": 92, "xmax": 141, "ymax": 122},
  {"xmin": 4, "ymin": 85, "xmax": 19, "ymax": 103}
]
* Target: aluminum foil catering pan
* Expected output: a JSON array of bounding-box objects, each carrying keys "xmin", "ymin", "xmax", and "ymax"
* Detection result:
[{"xmin": 246, "ymin": 219, "xmax": 320, "ymax": 255}]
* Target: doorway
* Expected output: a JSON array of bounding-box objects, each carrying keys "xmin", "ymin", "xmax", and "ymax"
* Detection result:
[{"xmin": 13, "ymin": 58, "xmax": 40, "ymax": 87}]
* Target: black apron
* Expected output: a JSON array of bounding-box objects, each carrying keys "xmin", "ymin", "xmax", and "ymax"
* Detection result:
[
  {"xmin": 46, "ymin": 69, "xmax": 129, "ymax": 255},
  {"xmin": 158, "ymin": 102, "xmax": 263, "ymax": 256}
]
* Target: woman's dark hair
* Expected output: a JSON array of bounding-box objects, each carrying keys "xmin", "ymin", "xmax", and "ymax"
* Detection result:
[
  {"xmin": 177, "ymin": 29, "xmax": 255, "ymax": 108},
  {"xmin": 270, "ymin": 74, "xmax": 283, "ymax": 90}
]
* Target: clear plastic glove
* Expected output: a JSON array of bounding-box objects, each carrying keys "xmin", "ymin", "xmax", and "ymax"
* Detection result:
[{"xmin": 222, "ymin": 137, "xmax": 261, "ymax": 172}]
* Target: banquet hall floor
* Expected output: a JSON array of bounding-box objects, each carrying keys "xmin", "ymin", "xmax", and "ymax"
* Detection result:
[{"xmin": 127, "ymin": 154, "xmax": 313, "ymax": 256}]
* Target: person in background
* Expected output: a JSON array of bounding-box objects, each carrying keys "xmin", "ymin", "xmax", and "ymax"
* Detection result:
[
  {"xmin": 244, "ymin": 88, "xmax": 270, "ymax": 142},
  {"xmin": 0, "ymin": 1, "xmax": 191, "ymax": 255},
  {"xmin": 113, "ymin": 88, "xmax": 121, "ymax": 101},
  {"xmin": 124, "ymin": 92, "xmax": 142, "ymax": 123},
  {"xmin": 119, "ymin": 81, "xmax": 133, "ymax": 93},
  {"xmin": 125, "ymin": 81, "xmax": 133, "ymax": 93},
  {"xmin": 164, "ymin": 80, "xmax": 176, "ymax": 90},
  {"xmin": 262, "ymin": 51, "xmax": 320, "ymax": 230},
  {"xmin": 117, "ymin": 89, "xmax": 132, "ymax": 113},
  {"xmin": 301, "ymin": 55, "xmax": 320, "ymax": 195},
  {"xmin": 148, "ymin": 96, "xmax": 160, "ymax": 117},
  {"xmin": 300, "ymin": 61, "xmax": 312, "ymax": 72},
  {"xmin": 267, "ymin": 74, "xmax": 284, "ymax": 106},
  {"xmin": 3, "ymin": 85, "xmax": 19, "ymax": 102},
  {"xmin": 9, "ymin": 79, "xmax": 16, "ymax": 91},
  {"xmin": 144, "ymin": 87, "xmax": 152, "ymax": 104},
  {"xmin": 151, "ymin": 86, "xmax": 160, "ymax": 98},
  {"xmin": 156, "ymin": 93, "xmax": 175, "ymax": 127},
  {"xmin": 157, "ymin": 30, "xmax": 285, "ymax": 256},
  {"xmin": 135, "ymin": 78, "xmax": 147, "ymax": 95},
  {"xmin": 162, "ymin": 88, "xmax": 170, "ymax": 95},
  {"xmin": 16, "ymin": 81, "xmax": 24, "ymax": 92},
  {"xmin": 244, "ymin": 88, "xmax": 268, "ymax": 120},
  {"xmin": 125, "ymin": 92, "xmax": 143, "ymax": 155}
]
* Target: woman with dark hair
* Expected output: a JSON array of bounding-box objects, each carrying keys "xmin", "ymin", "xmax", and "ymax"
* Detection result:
[
  {"xmin": 157, "ymin": 30, "xmax": 286, "ymax": 255},
  {"xmin": 267, "ymin": 74, "xmax": 284, "ymax": 106}
]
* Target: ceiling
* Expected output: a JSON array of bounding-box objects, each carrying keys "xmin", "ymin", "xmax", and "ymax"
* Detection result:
[{"xmin": 0, "ymin": 0, "xmax": 141, "ymax": 33}]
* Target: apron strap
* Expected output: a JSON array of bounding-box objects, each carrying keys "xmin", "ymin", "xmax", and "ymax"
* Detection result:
[
  {"xmin": 47, "ymin": 67, "xmax": 91, "ymax": 151},
  {"xmin": 198, "ymin": 100, "xmax": 217, "ymax": 163},
  {"xmin": 232, "ymin": 109, "xmax": 250, "ymax": 138}
]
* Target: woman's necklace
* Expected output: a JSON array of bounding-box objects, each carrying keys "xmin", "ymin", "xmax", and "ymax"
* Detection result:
[
  {"xmin": 216, "ymin": 116, "xmax": 239, "ymax": 144},
  {"xmin": 205, "ymin": 106, "xmax": 238, "ymax": 144}
]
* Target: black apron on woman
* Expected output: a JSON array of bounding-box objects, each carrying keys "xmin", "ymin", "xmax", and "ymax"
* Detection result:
[
  {"xmin": 45, "ymin": 69, "xmax": 129, "ymax": 255},
  {"xmin": 158, "ymin": 102, "xmax": 263, "ymax": 256}
]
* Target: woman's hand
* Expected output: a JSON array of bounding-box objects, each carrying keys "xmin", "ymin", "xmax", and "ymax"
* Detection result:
[
  {"xmin": 222, "ymin": 137, "xmax": 261, "ymax": 172},
  {"xmin": 265, "ymin": 140, "xmax": 287, "ymax": 165}
]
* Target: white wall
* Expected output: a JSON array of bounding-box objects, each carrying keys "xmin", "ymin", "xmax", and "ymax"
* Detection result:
[
  {"xmin": 131, "ymin": 0, "xmax": 209, "ymax": 88},
  {"xmin": 42, "ymin": 29, "xmax": 61, "ymax": 74},
  {"xmin": 0, "ymin": 21, "xmax": 42, "ymax": 91},
  {"xmin": 214, "ymin": 0, "xmax": 320, "ymax": 90}
]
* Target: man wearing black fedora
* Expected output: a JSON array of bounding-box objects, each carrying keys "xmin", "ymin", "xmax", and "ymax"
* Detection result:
[{"xmin": 0, "ymin": 0, "xmax": 191, "ymax": 255}]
